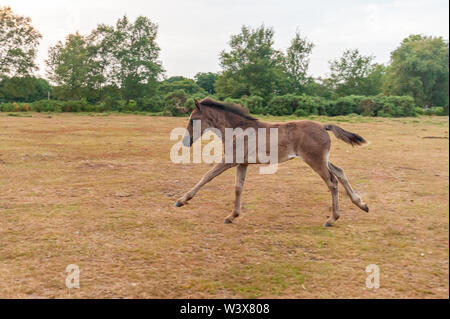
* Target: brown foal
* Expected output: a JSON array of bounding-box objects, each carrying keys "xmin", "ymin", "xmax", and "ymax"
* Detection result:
[{"xmin": 174, "ymin": 98, "xmax": 369, "ymax": 227}]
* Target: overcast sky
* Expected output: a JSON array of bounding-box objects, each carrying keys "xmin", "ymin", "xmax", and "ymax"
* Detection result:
[{"xmin": 3, "ymin": 0, "xmax": 449, "ymax": 79}]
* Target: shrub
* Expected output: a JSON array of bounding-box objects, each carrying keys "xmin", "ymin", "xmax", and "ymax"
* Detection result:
[
  {"xmin": 164, "ymin": 90, "xmax": 188, "ymax": 116},
  {"xmin": 268, "ymin": 94, "xmax": 299, "ymax": 115},
  {"xmin": 380, "ymin": 95, "xmax": 416, "ymax": 117},
  {"xmin": 329, "ymin": 96, "xmax": 366, "ymax": 116},
  {"xmin": 137, "ymin": 96, "xmax": 161, "ymax": 112},
  {"xmin": 422, "ymin": 106, "xmax": 448, "ymax": 116},
  {"xmin": 62, "ymin": 100, "xmax": 89, "ymax": 112},
  {"xmin": 148, "ymin": 96, "xmax": 165, "ymax": 112},
  {"xmin": 294, "ymin": 108, "xmax": 309, "ymax": 117},
  {"xmin": 243, "ymin": 95, "xmax": 264, "ymax": 114},
  {"xmin": 360, "ymin": 98, "xmax": 380, "ymax": 116},
  {"xmin": 102, "ymin": 96, "xmax": 120, "ymax": 111},
  {"xmin": 296, "ymin": 95, "xmax": 327, "ymax": 115},
  {"xmin": 127, "ymin": 100, "xmax": 138, "ymax": 112},
  {"xmin": 184, "ymin": 98, "xmax": 196, "ymax": 113},
  {"xmin": 224, "ymin": 97, "xmax": 244, "ymax": 106},
  {"xmin": 444, "ymin": 105, "xmax": 450, "ymax": 116},
  {"xmin": 415, "ymin": 107, "xmax": 424, "ymax": 115},
  {"xmin": 0, "ymin": 103, "xmax": 14, "ymax": 112},
  {"xmin": 0, "ymin": 93, "xmax": 424, "ymax": 118},
  {"xmin": 32, "ymin": 100, "xmax": 59, "ymax": 112},
  {"xmin": 435, "ymin": 107, "xmax": 446, "ymax": 116}
]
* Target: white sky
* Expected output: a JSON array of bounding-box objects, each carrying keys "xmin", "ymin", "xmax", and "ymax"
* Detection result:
[{"xmin": 3, "ymin": 0, "xmax": 449, "ymax": 79}]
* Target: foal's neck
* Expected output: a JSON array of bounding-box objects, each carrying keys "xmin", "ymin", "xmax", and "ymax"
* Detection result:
[
  {"xmin": 208, "ymin": 111, "xmax": 263, "ymax": 134},
  {"xmin": 205, "ymin": 110, "xmax": 268, "ymax": 146}
]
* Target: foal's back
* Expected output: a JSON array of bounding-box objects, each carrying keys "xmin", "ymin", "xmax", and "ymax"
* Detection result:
[{"xmin": 257, "ymin": 119, "xmax": 331, "ymax": 163}]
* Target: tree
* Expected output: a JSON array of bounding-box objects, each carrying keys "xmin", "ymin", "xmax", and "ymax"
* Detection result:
[
  {"xmin": 384, "ymin": 35, "xmax": 449, "ymax": 109},
  {"xmin": 100, "ymin": 15, "xmax": 164, "ymax": 104},
  {"xmin": 46, "ymin": 16, "xmax": 164, "ymax": 103},
  {"xmin": 0, "ymin": 76, "xmax": 50, "ymax": 102},
  {"xmin": 215, "ymin": 25, "xmax": 316, "ymax": 100},
  {"xmin": 84, "ymin": 26, "xmax": 112, "ymax": 102},
  {"xmin": 284, "ymin": 32, "xmax": 314, "ymax": 94},
  {"xmin": 46, "ymin": 33, "xmax": 92, "ymax": 100},
  {"xmin": 215, "ymin": 25, "xmax": 285, "ymax": 99},
  {"xmin": 194, "ymin": 72, "xmax": 218, "ymax": 94},
  {"xmin": 365, "ymin": 64, "xmax": 386, "ymax": 95},
  {"xmin": 165, "ymin": 76, "xmax": 186, "ymax": 83},
  {"xmin": 327, "ymin": 49, "xmax": 384, "ymax": 97},
  {"xmin": 194, "ymin": 72, "xmax": 217, "ymax": 95},
  {"xmin": 307, "ymin": 77, "xmax": 333, "ymax": 99},
  {"xmin": 0, "ymin": 6, "xmax": 42, "ymax": 78},
  {"xmin": 158, "ymin": 76, "xmax": 206, "ymax": 95}
]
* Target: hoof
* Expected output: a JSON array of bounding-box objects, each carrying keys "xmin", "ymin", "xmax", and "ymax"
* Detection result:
[
  {"xmin": 363, "ymin": 204, "xmax": 369, "ymax": 213},
  {"xmin": 224, "ymin": 219, "xmax": 233, "ymax": 224},
  {"xmin": 324, "ymin": 222, "xmax": 333, "ymax": 228},
  {"xmin": 174, "ymin": 202, "xmax": 184, "ymax": 207}
]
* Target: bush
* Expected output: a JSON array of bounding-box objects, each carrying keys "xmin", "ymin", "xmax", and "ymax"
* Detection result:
[
  {"xmin": 435, "ymin": 107, "xmax": 446, "ymax": 116},
  {"xmin": 137, "ymin": 96, "xmax": 164, "ymax": 112},
  {"xmin": 224, "ymin": 97, "xmax": 244, "ymax": 106},
  {"xmin": 144, "ymin": 96, "xmax": 165, "ymax": 112},
  {"xmin": 31, "ymin": 100, "xmax": 60, "ymax": 112},
  {"xmin": 359, "ymin": 98, "xmax": 379, "ymax": 116},
  {"xmin": 415, "ymin": 107, "xmax": 424, "ymax": 115},
  {"xmin": 444, "ymin": 105, "xmax": 450, "ymax": 116},
  {"xmin": 268, "ymin": 94, "xmax": 299, "ymax": 115},
  {"xmin": 422, "ymin": 106, "xmax": 448, "ymax": 116},
  {"xmin": 326, "ymin": 95, "xmax": 365, "ymax": 116},
  {"xmin": 0, "ymin": 76, "xmax": 50, "ymax": 103},
  {"xmin": 243, "ymin": 95, "xmax": 264, "ymax": 114},
  {"xmin": 381, "ymin": 95, "xmax": 416, "ymax": 117},
  {"xmin": 102, "ymin": 95, "xmax": 120, "ymax": 111},
  {"xmin": 0, "ymin": 103, "xmax": 14, "ymax": 112},
  {"xmin": 297, "ymin": 95, "xmax": 327, "ymax": 115},
  {"xmin": 184, "ymin": 98, "xmax": 196, "ymax": 113},
  {"xmin": 62, "ymin": 100, "xmax": 89, "ymax": 112},
  {"xmin": 0, "ymin": 93, "xmax": 425, "ymax": 118},
  {"xmin": 164, "ymin": 90, "xmax": 188, "ymax": 116},
  {"xmin": 149, "ymin": 96, "xmax": 165, "ymax": 112},
  {"xmin": 294, "ymin": 108, "xmax": 309, "ymax": 117},
  {"xmin": 263, "ymin": 94, "xmax": 335, "ymax": 117}
]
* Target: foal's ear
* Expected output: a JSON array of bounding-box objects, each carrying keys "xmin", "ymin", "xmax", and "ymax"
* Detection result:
[{"xmin": 194, "ymin": 99, "xmax": 201, "ymax": 111}]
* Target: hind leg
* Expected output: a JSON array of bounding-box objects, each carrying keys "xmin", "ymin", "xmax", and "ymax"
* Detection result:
[
  {"xmin": 306, "ymin": 159, "xmax": 340, "ymax": 227},
  {"xmin": 325, "ymin": 172, "xmax": 340, "ymax": 227},
  {"xmin": 328, "ymin": 162, "xmax": 369, "ymax": 213}
]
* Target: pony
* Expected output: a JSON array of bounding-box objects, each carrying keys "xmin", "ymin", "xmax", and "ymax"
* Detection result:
[{"xmin": 174, "ymin": 98, "xmax": 369, "ymax": 227}]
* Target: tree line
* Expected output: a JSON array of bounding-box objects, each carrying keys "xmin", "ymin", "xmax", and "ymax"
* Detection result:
[{"xmin": 1, "ymin": 6, "xmax": 449, "ymax": 117}]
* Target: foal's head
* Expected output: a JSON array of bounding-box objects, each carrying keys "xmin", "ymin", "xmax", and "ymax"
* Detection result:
[
  {"xmin": 182, "ymin": 98, "xmax": 256, "ymax": 147},
  {"xmin": 182, "ymin": 99, "xmax": 211, "ymax": 147}
]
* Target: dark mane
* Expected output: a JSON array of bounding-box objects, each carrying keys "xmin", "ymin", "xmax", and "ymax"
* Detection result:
[{"xmin": 199, "ymin": 98, "xmax": 257, "ymax": 121}]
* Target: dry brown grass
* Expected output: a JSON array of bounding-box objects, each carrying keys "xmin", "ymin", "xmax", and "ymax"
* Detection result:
[{"xmin": 0, "ymin": 113, "xmax": 448, "ymax": 299}]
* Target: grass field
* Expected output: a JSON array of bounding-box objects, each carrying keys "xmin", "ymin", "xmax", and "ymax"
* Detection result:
[{"xmin": 0, "ymin": 112, "xmax": 448, "ymax": 298}]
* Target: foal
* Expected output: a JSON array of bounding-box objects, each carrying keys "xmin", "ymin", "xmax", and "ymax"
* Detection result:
[{"xmin": 174, "ymin": 98, "xmax": 369, "ymax": 227}]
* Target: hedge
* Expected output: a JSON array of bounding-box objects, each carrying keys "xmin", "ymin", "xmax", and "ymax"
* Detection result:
[
  {"xmin": 260, "ymin": 94, "xmax": 419, "ymax": 117},
  {"xmin": 0, "ymin": 94, "xmax": 447, "ymax": 117}
]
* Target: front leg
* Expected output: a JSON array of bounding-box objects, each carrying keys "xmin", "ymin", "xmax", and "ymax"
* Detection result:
[
  {"xmin": 225, "ymin": 164, "xmax": 248, "ymax": 224},
  {"xmin": 174, "ymin": 161, "xmax": 236, "ymax": 207}
]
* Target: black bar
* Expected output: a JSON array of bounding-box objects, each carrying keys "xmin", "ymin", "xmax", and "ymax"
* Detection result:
[{"xmin": 0, "ymin": 299, "xmax": 448, "ymax": 317}]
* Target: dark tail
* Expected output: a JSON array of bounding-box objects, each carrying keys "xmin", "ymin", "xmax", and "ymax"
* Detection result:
[{"xmin": 325, "ymin": 124, "xmax": 366, "ymax": 146}]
